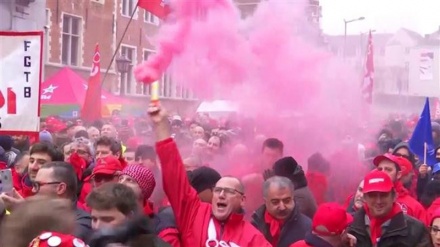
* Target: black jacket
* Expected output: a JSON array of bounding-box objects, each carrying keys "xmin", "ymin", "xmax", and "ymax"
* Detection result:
[
  {"xmin": 251, "ymin": 204, "xmax": 311, "ymax": 247},
  {"xmin": 154, "ymin": 206, "xmax": 177, "ymax": 234},
  {"xmin": 75, "ymin": 207, "xmax": 92, "ymax": 241},
  {"xmin": 348, "ymin": 207, "xmax": 431, "ymax": 247}
]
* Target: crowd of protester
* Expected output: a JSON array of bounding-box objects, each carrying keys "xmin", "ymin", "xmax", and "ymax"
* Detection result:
[{"xmin": 0, "ymin": 108, "xmax": 440, "ymax": 246}]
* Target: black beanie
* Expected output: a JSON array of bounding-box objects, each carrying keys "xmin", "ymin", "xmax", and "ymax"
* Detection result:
[
  {"xmin": 188, "ymin": 166, "xmax": 221, "ymax": 194},
  {"xmin": 273, "ymin": 156, "xmax": 298, "ymax": 177}
]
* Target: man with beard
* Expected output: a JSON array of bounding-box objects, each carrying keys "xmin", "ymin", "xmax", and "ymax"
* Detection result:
[
  {"xmin": 348, "ymin": 170, "xmax": 430, "ymax": 246},
  {"xmin": 148, "ymin": 104, "xmax": 271, "ymax": 247},
  {"xmin": 251, "ymin": 176, "xmax": 311, "ymax": 247}
]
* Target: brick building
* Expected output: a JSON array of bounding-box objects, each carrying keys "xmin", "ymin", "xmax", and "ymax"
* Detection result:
[{"xmin": 44, "ymin": 0, "xmax": 198, "ymax": 115}]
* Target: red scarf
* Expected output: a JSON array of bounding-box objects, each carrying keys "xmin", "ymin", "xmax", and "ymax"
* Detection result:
[
  {"xmin": 264, "ymin": 210, "xmax": 284, "ymax": 246},
  {"xmin": 364, "ymin": 203, "xmax": 402, "ymax": 245}
]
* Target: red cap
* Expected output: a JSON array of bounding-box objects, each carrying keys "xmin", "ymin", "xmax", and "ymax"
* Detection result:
[
  {"xmin": 92, "ymin": 156, "xmax": 123, "ymax": 176},
  {"xmin": 373, "ymin": 153, "xmax": 412, "ymax": 177},
  {"xmin": 312, "ymin": 202, "xmax": 353, "ymax": 236},
  {"xmin": 363, "ymin": 170, "xmax": 394, "ymax": 193},
  {"xmin": 373, "ymin": 153, "xmax": 400, "ymax": 167},
  {"xmin": 28, "ymin": 232, "xmax": 87, "ymax": 247}
]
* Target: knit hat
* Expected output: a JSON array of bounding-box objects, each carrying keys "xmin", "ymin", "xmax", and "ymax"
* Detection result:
[
  {"xmin": 39, "ymin": 130, "xmax": 53, "ymax": 143},
  {"xmin": 121, "ymin": 164, "xmax": 156, "ymax": 199},
  {"xmin": 28, "ymin": 232, "xmax": 87, "ymax": 247},
  {"xmin": 0, "ymin": 135, "xmax": 13, "ymax": 150},
  {"xmin": 273, "ymin": 156, "xmax": 298, "ymax": 177},
  {"xmin": 188, "ymin": 166, "xmax": 221, "ymax": 193}
]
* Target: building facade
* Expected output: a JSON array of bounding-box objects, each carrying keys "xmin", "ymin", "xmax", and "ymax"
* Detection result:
[{"xmin": 0, "ymin": 0, "xmax": 46, "ymax": 32}]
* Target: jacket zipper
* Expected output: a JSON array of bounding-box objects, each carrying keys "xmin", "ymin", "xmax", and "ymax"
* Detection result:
[{"xmin": 220, "ymin": 222, "xmax": 225, "ymax": 240}]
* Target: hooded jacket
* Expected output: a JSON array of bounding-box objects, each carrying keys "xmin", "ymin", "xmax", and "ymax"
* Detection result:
[
  {"xmin": 251, "ymin": 204, "xmax": 311, "ymax": 247},
  {"xmin": 156, "ymin": 138, "xmax": 271, "ymax": 247}
]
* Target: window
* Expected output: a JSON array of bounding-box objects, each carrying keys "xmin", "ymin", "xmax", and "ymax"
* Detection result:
[
  {"xmin": 120, "ymin": 46, "xmax": 135, "ymax": 95},
  {"xmin": 122, "ymin": 0, "xmax": 136, "ymax": 17},
  {"xmin": 62, "ymin": 14, "xmax": 81, "ymax": 66},
  {"xmin": 144, "ymin": 11, "xmax": 159, "ymax": 25},
  {"xmin": 135, "ymin": 50, "xmax": 155, "ymax": 95}
]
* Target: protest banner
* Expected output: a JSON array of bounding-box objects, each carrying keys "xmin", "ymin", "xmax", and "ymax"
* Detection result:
[{"xmin": 0, "ymin": 31, "xmax": 43, "ymax": 135}]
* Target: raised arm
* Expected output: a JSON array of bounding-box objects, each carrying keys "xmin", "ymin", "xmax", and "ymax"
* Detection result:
[{"xmin": 149, "ymin": 104, "xmax": 201, "ymax": 234}]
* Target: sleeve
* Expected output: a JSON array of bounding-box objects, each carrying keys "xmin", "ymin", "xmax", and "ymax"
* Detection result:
[
  {"xmin": 158, "ymin": 228, "xmax": 181, "ymax": 247},
  {"xmin": 156, "ymin": 138, "xmax": 201, "ymax": 234},
  {"xmin": 416, "ymin": 174, "xmax": 429, "ymax": 200},
  {"xmin": 250, "ymin": 232, "xmax": 273, "ymax": 247},
  {"xmin": 74, "ymin": 212, "xmax": 92, "ymax": 241}
]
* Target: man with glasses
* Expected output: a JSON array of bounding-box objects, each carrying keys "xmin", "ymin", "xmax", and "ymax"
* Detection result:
[
  {"xmin": 251, "ymin": 176, "xmax": 311, "ymax": 247},
  {"xmin": 32, "ymin": 162, "xmax": 92, "ymax": 240},
  {"xmin": 148, "ymin": 104, "xmax": 271, "ymax": 247}
]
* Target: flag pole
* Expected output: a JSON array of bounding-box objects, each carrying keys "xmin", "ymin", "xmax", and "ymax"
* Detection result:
[
  {"xmin": 424, "ymin": 142, "xmax": 427, "ymax": 165},
  {"xmin": 100, "ymin": 3, "xmax": 139, "ymax": 88}
]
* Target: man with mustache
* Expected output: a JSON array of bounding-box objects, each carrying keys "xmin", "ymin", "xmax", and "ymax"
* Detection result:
[
  {"xmin": 148, "ymin": 104, "xmax": 271, "ymax": 247},
  {"xmin": 251, "ymin": 176, "xmax": 311, "ymax": 247}
]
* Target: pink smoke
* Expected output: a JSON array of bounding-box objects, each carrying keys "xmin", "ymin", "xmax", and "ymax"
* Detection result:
[{"xmin": 137, "ymin": 0, "xmax": 369, "ymax": 170}]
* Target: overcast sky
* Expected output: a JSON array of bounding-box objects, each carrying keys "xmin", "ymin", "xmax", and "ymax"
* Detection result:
[{"xmin": 320, "ymin": 0, "xmax": 440, "ymax": 36}]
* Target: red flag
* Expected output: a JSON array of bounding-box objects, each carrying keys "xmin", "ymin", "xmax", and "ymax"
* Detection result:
[
  {"xmin": 138, "ymin": 0, "xmax": 170, "ymax": 19},
  {"xmin": 362, "ymin": 31, "xmax": 374, "ymax": 104},
  {"xmin": 81, "ymin": 43, "xmax": 102, "ymax": 122}
]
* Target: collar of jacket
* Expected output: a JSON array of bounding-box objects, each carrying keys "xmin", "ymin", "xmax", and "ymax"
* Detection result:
[
  {"xmin": 349, "ymin": 207, "xmax": 407, "ymax": 239},
  {"xmin": 304, "ymin": 231, "xmax": 334, "ymax": 247},
  {"xmin": 212, "ymin": 208, "xmax": 245, "ymax": 226}
]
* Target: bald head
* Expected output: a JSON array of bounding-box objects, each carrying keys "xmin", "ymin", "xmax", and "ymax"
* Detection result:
[{"xmin": 216, "ymin": 176, "xmax": 245, "ymax": 195}]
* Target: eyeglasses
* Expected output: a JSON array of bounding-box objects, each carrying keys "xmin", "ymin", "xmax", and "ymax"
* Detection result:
[
  {"xmin": 213, "ymin": 187, "xmax": 244, "ymax": 196},
  {"xmin": 93, "ymin": 174, "xmax": 116, "ymax": 183},
  {"xmin": 431, "ymin": 227, "xmax": 440, "ymax": 235},
  {"xmin": 32, "ymin": 181, "xmax": 62, "ymax": 192},
  {"xmin": 394, "ymin": 153, "xmax": 410, "ymax": 160}
]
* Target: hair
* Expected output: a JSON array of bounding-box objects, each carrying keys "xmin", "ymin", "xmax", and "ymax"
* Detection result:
[
  {"xmin": 222, "ymin": 176, "xmax": 245, "ymax": 194},
  {"xmin": 86, "ymin": 183, "xmax": 139, "ymax": 216},
  {"xmin": 74, "ymin": 130, "xmax": 89, "ymax": 139},
  {"xmin": 263, "ymin": 176, "xmax": 295, "ymax": 198},
  {"xmin": 95, "ymin": 136, "xmax": 121, "ymax": 155},
  {"xmin": 30, "ymin": 142, "xmax": 64, "ymax": 161},
  {"xmin": 135, "ymin": 145, "xmax": 156, "ymax": 161},
  {"xmin": 421, "ymin": 180, "xmax": 440, "ymax": 208},
  {"xmin": 13, "ymin": 151, "xmax": 29, "ymax": 165},
  {"xmin": 262, "ymin": 138, "xmax": 284, "ymax": 154},
  {"xmin": 0, "ymin": 197, "xmax": 75, "ymax": 247},
  {"xmin": 41, "ymin": 162, "xmax": 78, "ymax": 199}
]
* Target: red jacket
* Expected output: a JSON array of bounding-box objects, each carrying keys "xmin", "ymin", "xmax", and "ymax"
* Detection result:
[
  {"xmin": 395, "ymin": 182, "xmax": 427, "ymax": 225},
  {"xmin": 156, "ymin": 138, "xmax": 271, "ymax": 247},
  {"xmin": 306, "ymin": 171, "xmax": 328, "ymax": 205},
  {"xmin": 158, "ymin": 228, "xmax": 181, "ymax": 247},
  {"xmin": 17, "ymin": 174, "xmax": 34, "ymax": 198}
]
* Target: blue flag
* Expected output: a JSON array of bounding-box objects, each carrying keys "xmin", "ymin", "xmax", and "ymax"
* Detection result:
[{"xmin": 409, "ymin": 98, "xmax": 437, "ymax": 166}]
